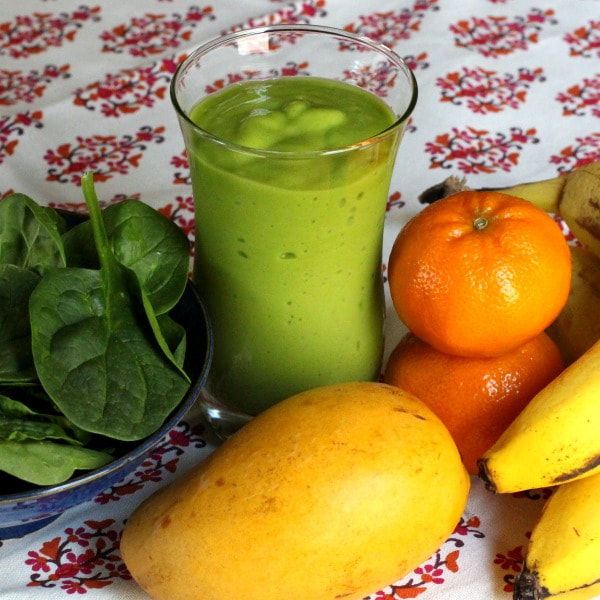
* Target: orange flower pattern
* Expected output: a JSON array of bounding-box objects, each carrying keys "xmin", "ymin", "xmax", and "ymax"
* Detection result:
[
  {"xmin": 25, "ymin": 520, "xmax": 131, "ymax": 593},
  {"xmin": 449, "ymin": 9, "xmax": 558, "ymax": 58},
  {"xmin": 0, "ymin": 6, "xmax": 101, "ymax": 59},
  {"xmin": 368, "ymin": 516, "xmax": 484, "ymax": 599},
  {"xmin": 437, "ymin": 66, "xmax": 546, "ymax": 114}
]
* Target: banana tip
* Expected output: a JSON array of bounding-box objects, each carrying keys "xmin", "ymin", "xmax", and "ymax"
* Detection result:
[
  {"xmin": 513, "ymin": 569, "xmax": 544, "ymax": 600},
  {"xmin": 476, "ymin": 458, "xmax": 498, "ymax": 493}
]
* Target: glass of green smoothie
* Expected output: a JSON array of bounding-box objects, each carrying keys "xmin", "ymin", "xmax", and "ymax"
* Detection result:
[{"xmin": 171, "ymin": 24, "xmax": 417, "ymax": 437}]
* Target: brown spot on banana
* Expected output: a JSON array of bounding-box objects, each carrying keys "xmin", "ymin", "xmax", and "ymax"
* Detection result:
[
  {"xmin": 550, "ymin": 453, "xmax": 600, "ymax": 484},
  {"xmin": 575, "ymin": 198, "xmax": 600, "ymax": 239}
]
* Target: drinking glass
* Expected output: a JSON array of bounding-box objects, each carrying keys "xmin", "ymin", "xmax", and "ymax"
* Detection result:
[{"xmin": 171, "ymin": 24, "xmax": 417, "ymax": 437}]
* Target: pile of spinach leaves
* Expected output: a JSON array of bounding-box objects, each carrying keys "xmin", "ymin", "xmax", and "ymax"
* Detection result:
[{"xmin": 0, "ymin": 173, "xmax": 192, "ymax": 489}]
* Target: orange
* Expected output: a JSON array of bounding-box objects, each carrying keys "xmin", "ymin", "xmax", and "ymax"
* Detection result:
[
  {"xmin": 383, "ymin": 331, "xmax": 564, "ymax": 474},
  {"xmin": 387, "ymin": 191, "xmax": 571, "ymax": 357}
]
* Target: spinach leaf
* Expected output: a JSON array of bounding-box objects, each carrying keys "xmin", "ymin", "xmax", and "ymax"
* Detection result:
[
  {"xmin": 0, "ymin": 386, "xmax": 92, "ymax": 443},
  {"xmin": 61, "ymin": 217, "xmax": 98, "ymax": 267},
  {"xmin": 136, "ymin": 279, "xmax": 190, "ymax": 379},
  {"xmin": 0, "ymin": 264, "xmax": 40, "ymax": 383},
  {"xmin": 157, "ymin": 314, "xmax": 187, "ymax": 368},
  {"xmin": 0, "ymin": 193, "xmax": 66, "ymax": 276},
  {"xmin": 29, "ymin": 174, "xmax": 191, "ymax": 441},
  {"xmin": 0, "ymin": 395, "xmax": 85, "ymax": 445},
  {"xmin": 63, "ymin": 199, "xmax": 190, "ymax": 314},
  {"xmin": 0, "ymin": 440, "xmax": 113, "ymax": 486}
]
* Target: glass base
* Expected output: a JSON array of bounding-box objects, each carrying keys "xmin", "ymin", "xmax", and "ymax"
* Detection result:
[{"xmin": 198, "ymin": 390, "xmax": 253, "ymax": 441}]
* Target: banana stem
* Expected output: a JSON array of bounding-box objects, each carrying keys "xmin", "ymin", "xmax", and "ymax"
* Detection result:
[{"xmin": 418, "ymin": 174, "xmax": 565, "ymax": 215}]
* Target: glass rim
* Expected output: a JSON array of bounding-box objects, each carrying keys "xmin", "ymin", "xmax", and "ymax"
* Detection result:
[{"xmin": 170, "ymin": 23, "xmax": 418, "ymax": 159}]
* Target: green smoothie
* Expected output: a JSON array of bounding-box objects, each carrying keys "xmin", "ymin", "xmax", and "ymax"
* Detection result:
[{"xmin": 186, "ymin": 77, "xmax": 401, "ymax": 415}]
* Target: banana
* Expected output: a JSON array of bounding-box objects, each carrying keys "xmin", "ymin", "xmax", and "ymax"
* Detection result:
[
  {"xmin": 419, "ymin": 161, "xmax": 600, "ymax": 259},
  {"xmin": 496, "ymin": 175, "xmax": 564, "ymax": 214},
  {"xmin": 496, "ymin": 162, "xmax": 600, "ymax": 257},
  {"xmin": 558, "ymin": 162, "xmax": 600, "ymax": 258},
  {"xmin": 477, "ymin": 336, "xmax": 600, "ymax": 493},
  {"xmin": 513, "ymin": 472, "xmax": 600, "ymax": 600},
  {"xmin": 546, "ymin": 245, "xmax": 600, "ymax": 365}
]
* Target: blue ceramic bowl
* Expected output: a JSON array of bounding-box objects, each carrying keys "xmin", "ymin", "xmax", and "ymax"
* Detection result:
[{"xmin": 0, "ymin": 279, "xmax": 212, "ymax": 539}]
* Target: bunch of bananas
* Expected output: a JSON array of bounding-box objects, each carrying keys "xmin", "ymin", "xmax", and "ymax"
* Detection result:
[
  {"xmin": 420, "ymin": 162, "xmax": 600, "ymax": 600},
  {"xmin": 479, "ymin": 338, "xmax": 600, "ymax": 600}
]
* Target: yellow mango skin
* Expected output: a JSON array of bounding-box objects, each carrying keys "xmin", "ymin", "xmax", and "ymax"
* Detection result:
[{"xmin": 121, "ymin": 382, "xmax": 470, "ymax": 600}]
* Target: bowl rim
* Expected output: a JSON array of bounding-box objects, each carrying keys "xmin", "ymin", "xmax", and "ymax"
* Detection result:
[{"xmin": 0, "ymin": 278, "xmax": 212, "ymax": 506}]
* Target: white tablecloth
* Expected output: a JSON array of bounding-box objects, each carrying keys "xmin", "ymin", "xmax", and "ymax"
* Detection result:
[{"xmin": 1, "ymin": 1, "xmax": 599, "ymax": 598}]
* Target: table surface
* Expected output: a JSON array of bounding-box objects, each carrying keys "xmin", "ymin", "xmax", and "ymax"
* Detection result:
[{"xmin": 1, "ymin": 0, "xmax": 599, "ymax": 598}]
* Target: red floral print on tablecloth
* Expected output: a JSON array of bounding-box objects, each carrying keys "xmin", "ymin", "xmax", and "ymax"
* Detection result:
[
  {"xmin": 556, "ymin": 75, "xmax": 600, "ymax": 118},
  {"xmin": 386, "ymin": 190, "xmax": 404, "ymax": 212},
  {"xmin": 450, "ymin": 8, "xmax": 558, "ymax": 58},
  {"xmin": 169, "ymin": 151, "xmax": 197, "ymax": 245},
  {"xmin": 222, "ymin": 1, "xmax": 327, "ymax": 53},
  {"xmin": 73, "ymin": 54, "xmax": 187, "ymax": 118},
  {"xmin": 343, "ymin": 61, "xmax": 402, "ymax": 97},
  {"xmin": 550, "ymin": 133, "xmax": 600, "ymax": 172},
  {"xmin": 0, "ymin": 65, "xmax": 70, "ymax": 106},
  {"xmin": 368, "ymin": 516, "xmax": 485, "ymax": 599},
  {"xmin": 100, "ymin": 6, "xmax": 215, "ymax": 58},
  {"xmin": 354, "ymin": 52, "xmax": 428, "ymax": 107},
  {"xmin": 95, "ymin": 421, "xmax": 206, "ymax": 505},
  {"xmin": 342, "ymin": 1, "xmax": 439, "ymax": 50},
  {"xmin": 437, "ymin": 67, "xmax": 546, "ymax": 114},
  {"xmin": 44, "ymin": 125, "xmax": 166, "ymax": 184},
  {"xmin": 171, "ymin": 149, "xmax": 190, "ymax": 185},
  {"xmin": 342, "ymin": 53, "xmax": 429, "ymax": 99},
  {"xmin": 564, "ymin": 19, "xmax": 600, "ymax": 59},
  {"xmin": 0, "ymin": 6, "xmax": 101, "ymax": 59},
  {"xmin": 25, "ymin": 519, "xmax": 131, "ymax": 594},
  {"xmin": 494, "ymin": 539, "xmax": 528, "ymax": 594},
  {"xmin": 404, "ymin": 52, "xmax": 429, "ymax": 72},
  {"xmin": 0, "ymin": 110, "xmax": 43, "ymax": 164},
  {"xmin": 425, "ymin": 126, "xmax": 539, "ymax": 174},
  {"xmin": 159, "ymin": 195, "xmax": 195, "ymax": 247},
  {"xmin": 169, "ymin": 150, "xmax": 195, "ymax": 243},
  {"xmin": 225, "ymin": 0, "xmax": 327, "ymax": 33}
]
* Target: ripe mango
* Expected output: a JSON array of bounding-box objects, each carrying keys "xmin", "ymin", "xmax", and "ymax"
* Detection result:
[{"xmin": 120, "ymin": 382, "xmax": 470, "ymax": 600}]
